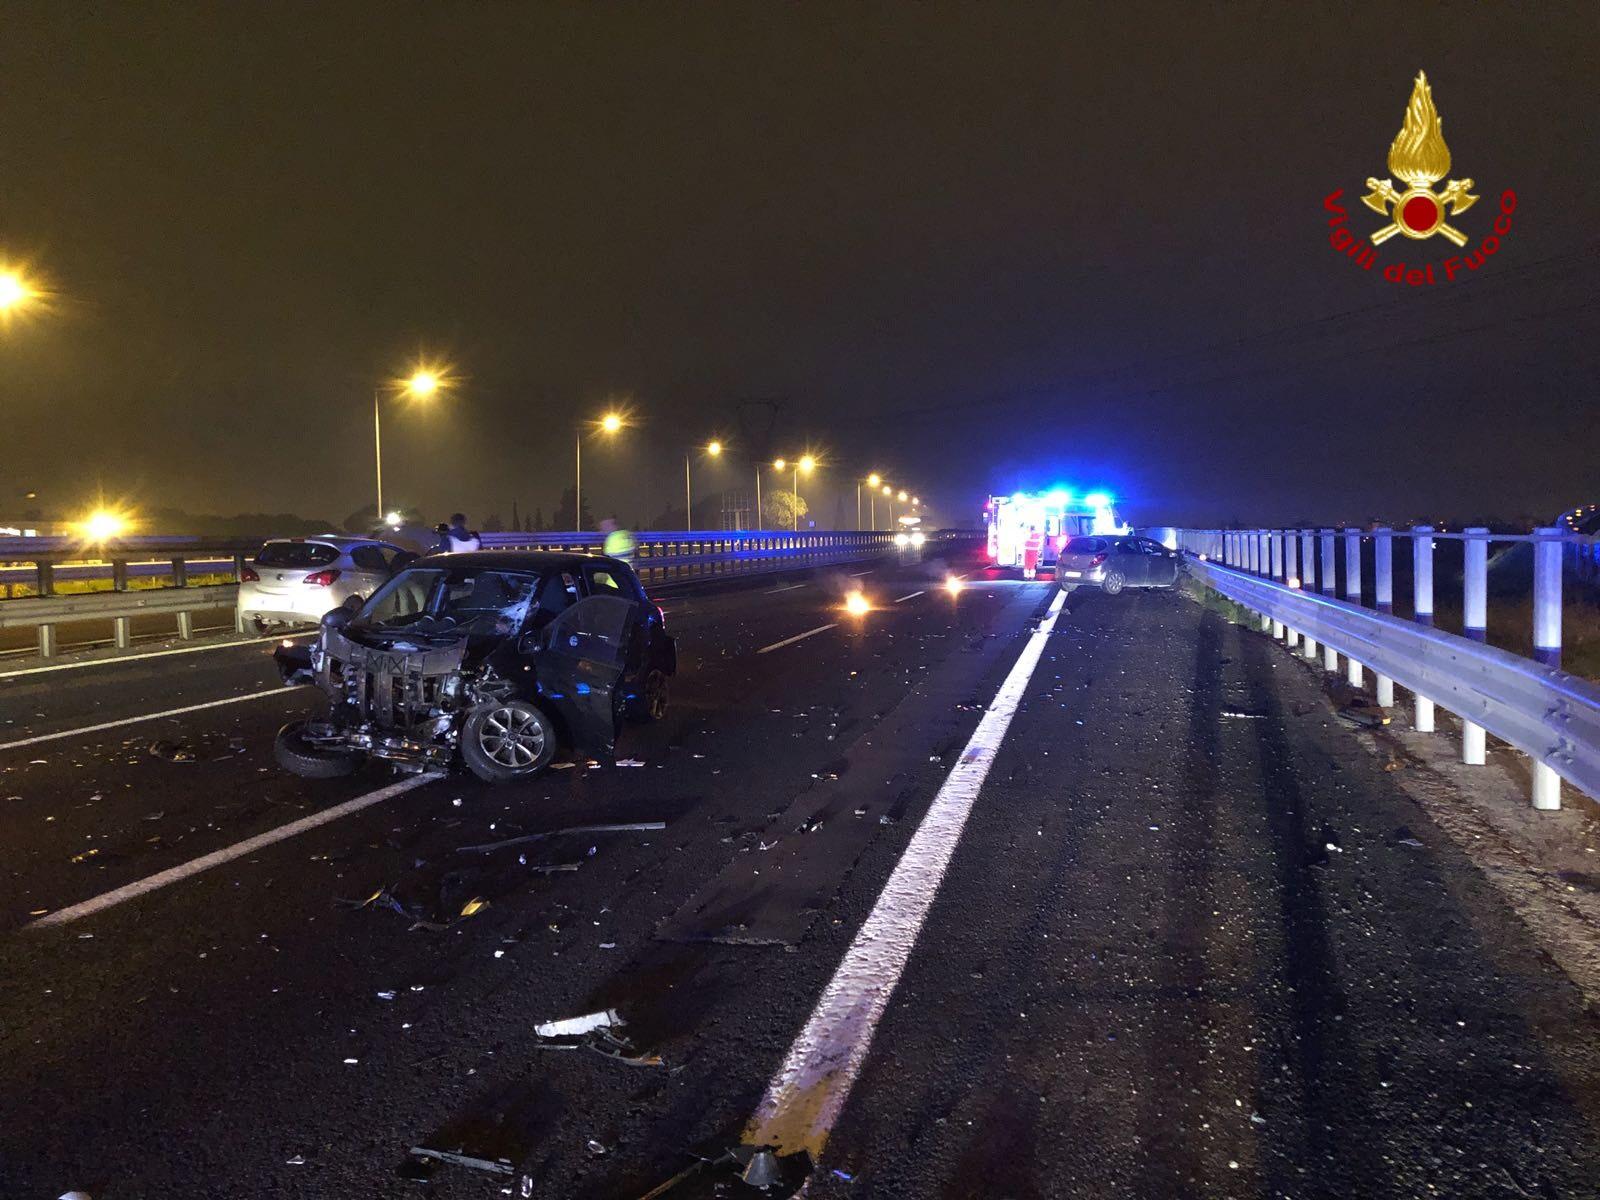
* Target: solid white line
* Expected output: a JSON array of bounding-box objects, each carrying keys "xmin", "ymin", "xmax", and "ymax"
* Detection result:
[
  {"xmin": 765, "ymin": 582, "xmax": 808, "ymax": 594},
  {"xmin": 27, "ymin": 773, "xmax": 442, "ymax": 930},
  {"xmin": 0, "ymin": 632, "xmax": 309, "ymax": 681},
  {"xmin": 743, "ymin": 588, "xmax": 1069, "ymax": 1158},
  {"xmin": 0, "ymin": 686, "xmax": 301, "ymax": 752},
  {"xmin": 756, "ymin": 623, "xmax": 838, "ymax": 655},
  {"xmin": 849, "ymin": 570, "xmax": 874, "ymax": 577},
  {"xmin": 893, "ymin": 591, "xmax": 924, "ymax": 603}
]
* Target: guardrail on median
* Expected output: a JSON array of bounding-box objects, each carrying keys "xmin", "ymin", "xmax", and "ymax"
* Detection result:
[
  {"xmin": 1177, "ymin": 526, "xmax": 1600, "ymax": 811},
  {"xmin": 1, "ymin": 529, "xmax": 938, "ymax": 658}
]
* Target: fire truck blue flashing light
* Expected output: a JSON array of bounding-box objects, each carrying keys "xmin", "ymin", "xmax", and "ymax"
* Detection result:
[{"xmin": 1084, "ymin": 491, "xmax": 1112, "ymax": 508}]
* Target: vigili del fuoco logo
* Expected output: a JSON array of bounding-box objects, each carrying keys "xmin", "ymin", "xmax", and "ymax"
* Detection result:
[{"xmin": 1324, "ymin": 71, "xmax": 1517, "ymax": 286}]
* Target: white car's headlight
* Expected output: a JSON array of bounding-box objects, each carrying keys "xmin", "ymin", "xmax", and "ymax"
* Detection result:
[
  {"xmin": 910, "ymin": 531, "xmax": 926, "ymax": 546},
  {"xmin": 894, "ymin": 532, "xmax": 910, "ymax": 547}
]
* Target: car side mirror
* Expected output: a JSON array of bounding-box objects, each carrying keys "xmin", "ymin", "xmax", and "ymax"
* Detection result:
[{"xmin": 321, "ymin": 597, "xmax": 360, "ymax": 631}]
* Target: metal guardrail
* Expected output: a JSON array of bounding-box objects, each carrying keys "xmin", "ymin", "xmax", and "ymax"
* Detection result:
[
  {"xmin": 1177, "ymin": 526, "xmax": 1600, "ymax": 811},
  {"xmin": 0, "ymin": 529, "xmax": 928, "ymax": 659}
]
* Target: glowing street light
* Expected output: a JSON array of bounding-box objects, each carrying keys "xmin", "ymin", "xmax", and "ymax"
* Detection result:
[
  {"xmin": 897, "ymin": 490, "xmax": 908, "ymax": 502},
  {"xmin": 374, "ymin": 363, "xmax": 453, "ymax": 522},
  {"xmin": 77, "ymin": 508, "xmax": 130, "ymax": 542},
  {"xmin": 0, "ymin": 270, "xmax": 35, "ymax": 313}
]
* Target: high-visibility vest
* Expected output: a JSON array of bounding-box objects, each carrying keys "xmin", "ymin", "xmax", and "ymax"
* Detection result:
[{"xmin": 604, "ymin": 528, "xmax": 636, "ymax": 559}]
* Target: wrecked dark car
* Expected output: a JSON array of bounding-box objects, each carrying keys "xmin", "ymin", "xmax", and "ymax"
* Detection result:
[{"xmin": 272, "ymin": 552, "xmax": 675, "ymax": 783}]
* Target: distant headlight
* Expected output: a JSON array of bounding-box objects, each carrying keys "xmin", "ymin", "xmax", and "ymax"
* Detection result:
[
  {"xmin": 910, "ymin": 530, "xmax": 926, "ymax": 546},
  {"xmin": 894, "ymin": 532, "xmax": 910, "ymax": 547}
]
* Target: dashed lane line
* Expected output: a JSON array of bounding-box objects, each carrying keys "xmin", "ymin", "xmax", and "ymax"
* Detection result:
[
  {"xmin": 764, "ymin": 583, "xmax": 808, "ymax": 594},
  {"xmin": 849, "ymin": 570, "xmax": 874, "ymax": 577},
  {"xmin": 755, "ymin": 623, "xmax": 839, "ymax": 655},
  {"xmin": 0, "ymin": 632, "xmax": 312, "ymax": 681},
  {"xmin": 0, "ymin": 687, "xmax": 302, "ymax": 753},
  {"xmin": 742, "ymin": 587, "xmax": 1069, "ymax": 1159},
  {"xmin": 26, "ymin": 773, "xmax": 443, "ymax": 930},
  {"xmin": 894, "ymin": 591, "xmax": 925, "ymax": 603}
]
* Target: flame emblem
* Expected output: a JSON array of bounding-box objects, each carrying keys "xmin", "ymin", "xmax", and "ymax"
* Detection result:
[{"xmin": 1362, "ymin": 72, "xmax": 1478, "ymax": 246}]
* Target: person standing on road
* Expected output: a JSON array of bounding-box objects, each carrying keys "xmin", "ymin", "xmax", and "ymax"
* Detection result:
[
  {"xmin": 438, "ymin": 513, "xmax": 482, "ymax": 553},
  {"xmin": 600, "ymin": 516, "xmax": 636, "ymax": 563},
  {"xmin": 1022, "ymin": 525, "xmax": 1044, "ymax": 580}
]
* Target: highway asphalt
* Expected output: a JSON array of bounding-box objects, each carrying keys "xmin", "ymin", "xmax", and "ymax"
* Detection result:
[{"xmin": 3, "ymin": 548, "xmax": 1600, "ymax": 1198}]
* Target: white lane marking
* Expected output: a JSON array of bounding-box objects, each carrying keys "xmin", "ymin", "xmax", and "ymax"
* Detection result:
[
  {"xmin": 0, "ymin": 687, "xmax": 301, "ymax": 752},
  {"xmin": 744, "ymin": 588, "xmax": 1069, "ymax": 1157},
  {"xmin": 756, "ymin": 623, "xmax": 838, "ymax": 655},
  {"xmin": 27, "ymin": 773, "xmax": 442, "ymax": 930},
  {"xmin": 0, "ymin": 632, "xmax": 310, "ymax": 680},
  {"xmin": 894, "ymin": 591, "xmax": 924, "ymax": 603},
  {"xmin": 849, "ymin": 570, "xmax": 874, "ymax": 577},
  {"xmin": 765, "ymin": 583, "xmax": 808, "ymax": 594}
]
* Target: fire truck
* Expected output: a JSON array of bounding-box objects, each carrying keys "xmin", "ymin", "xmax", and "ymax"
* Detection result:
[{"xmin": 985, "ymin": 490, "xmax": 1127, "ymax": 569}]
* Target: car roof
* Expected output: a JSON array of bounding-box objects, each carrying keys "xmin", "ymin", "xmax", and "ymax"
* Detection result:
[
  {"xmin": 409, "ymin": 550, "xmax": 631, "ymax": 574},
  {"xmin": 262, "ymin": 535, "xmax": 394, "ymax": 550}
]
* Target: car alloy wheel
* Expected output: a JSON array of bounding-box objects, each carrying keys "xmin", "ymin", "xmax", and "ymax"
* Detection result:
[
  {"xmin": 477, "ymin": 705, "xmax": 548, "ymax": 769},
  {"xmin": 1102, "ymin": 570, "xmax": 1126, "ymax": 596}
]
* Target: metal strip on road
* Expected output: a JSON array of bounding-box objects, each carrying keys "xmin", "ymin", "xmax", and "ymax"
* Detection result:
[
  {"xmin": 25, "ymin": 773, "xmax": 443, "ymax": 930},
  {"xmin": 0, "ymin": 632, "xmax": 310, "ymax": 681},
  {"xmin": 0, "ymin": 686, "xmax": 301, "ymax": 752},
  {"xmin": 743, "ymin": 587, "xmax": 1069, "ymax": 1159},
  {"xmin": 756, "ymin": 623, "xmax": 839, "ymax": 655}
]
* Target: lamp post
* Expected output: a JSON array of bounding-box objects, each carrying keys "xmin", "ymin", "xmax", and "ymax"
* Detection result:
[
  {"xmin": 374, "ymin": 368, "xmax": 445, "ymax": 523},
  {"xmin": 685, "ymin": 439, "xmax": 722, "ymax": 531},
  {"xmin": 883, "ymin": 483, "xmax": 894, "ymax": 528},
  {"xmin": 866, "ymin": 474, "xmax": 882, "ymax": 529},
  {"xmin": 576, "ymin": 411, "xmax": 624, "ymax": 532}
]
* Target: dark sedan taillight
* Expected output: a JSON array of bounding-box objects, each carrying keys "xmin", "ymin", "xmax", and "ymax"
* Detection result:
[{"xmin": 304, "ymin": 568, "xmax": 342, "ymax": 587}]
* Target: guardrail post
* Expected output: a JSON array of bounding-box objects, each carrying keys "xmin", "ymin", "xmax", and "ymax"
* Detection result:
[
  {"xmin": 37, "ymin": 561, "xmax": 55, "ymax": 597},
  {"xmin": 177, "ymin": 610, "xmax": 194, "ymax": 640},
  {"xmin": 1531, "ymin": 527, "xmax": 1564, "ymax": 809},
  {"xmin": 1343, "ymin": 530, "xmax": 1364, "ymax": 687},
  {"xmin": 1319, "ymin": 531, "xmax": 1338, "ymax": 672},
  {"xmin": 1301, "ymin": 532, "xmax": 1316, "ymax": 592},
  {"xmin": 38, "ymin": 623, "xmax": 58, "ymax": 657},
  {"xmin": 1412, "ymin": 525, "xmax": 1434, "ymax": 626},
  {"xmin": 1282, "ymin": 532, "xmax": 1300, "ymax": 647},
  {"xmin": 1269, "ymin": 532, "xmax": 1285, "ymax": 639},
  {"xmin": 1459, "ymin": 526, "xmax": 1490, "ymax": 765},
  {"xmin": 171, "ymin": 557, "xmax": 188, "ymax": 588},
  {"xmin": 1374, "ymin": 527, "xmax": 1393, "ymax": 613},
  {"xmin": 114, "ymin": 616, "xmax": 133, "ymax": 649},
  {"xmin": 1411, "ymin": 526, "xmax": 1436, "ymax": 731},
  {"xmin": 1372, "ymin": 526, "xmax": 1395, "ymax": 705},
  {"xmin": 112, "ymin": 558, "xmax": 129, "ymax": 592}
]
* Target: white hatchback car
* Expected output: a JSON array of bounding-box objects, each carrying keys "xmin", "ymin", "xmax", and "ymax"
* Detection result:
[{"xmin": 238, "ymin": 537, "xmax": 413, "ymax": 633}]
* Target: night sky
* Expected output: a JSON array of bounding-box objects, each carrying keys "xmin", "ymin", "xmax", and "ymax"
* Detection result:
[{"xmin": 3, "ymin": 3, "xmax": 1597, "ymax": 531}]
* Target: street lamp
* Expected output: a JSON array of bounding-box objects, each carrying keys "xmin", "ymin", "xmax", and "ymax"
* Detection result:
[
  {"xmin": 374, "ymin": 365, "xmax": 451, "ymax": 523},
  {"xmin": 794, "ymin": 456, "xmax": 817, "ymax": 531},
  {"xmin": 685, "ymin": 439, "xmax": 723, "ymax": 531},
  {"xmin": 576, "ymin": 410, "xmax": 627, "ymax": 532},
  {"xmin": 859, "ymin": 472, "xmax": 884, "ymax": 530}
]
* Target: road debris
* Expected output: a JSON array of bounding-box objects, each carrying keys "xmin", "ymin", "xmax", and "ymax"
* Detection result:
[{"xmin": 457, "ymin": 821, "xmax": 666, "ymax": 855}]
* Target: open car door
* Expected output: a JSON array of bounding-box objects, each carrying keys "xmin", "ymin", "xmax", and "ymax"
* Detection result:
[{"xmin": 534, "ymin": 594, "xmax": 638, "ymax": 757}]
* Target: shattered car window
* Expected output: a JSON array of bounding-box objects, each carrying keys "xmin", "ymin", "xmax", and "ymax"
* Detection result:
[{"xmin": 354, "ymin": 567, "xmax": 544, "ymax": 638}]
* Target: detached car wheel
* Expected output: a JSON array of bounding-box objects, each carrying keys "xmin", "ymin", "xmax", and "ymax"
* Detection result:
[
  {"xmin": 274, "ymin": 720, "xmax": 362, "ymax": 779},
  {"xmin": 462, "ymin": 700, "xmax": 557, "ymax": 783},
  {"xmin": 627, "ymin": 668, "xmax": 670, "ymax": 723},
  {"xmin": 1101, "ymin": 569, "xmax": 1126, "ymax": 596}
]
